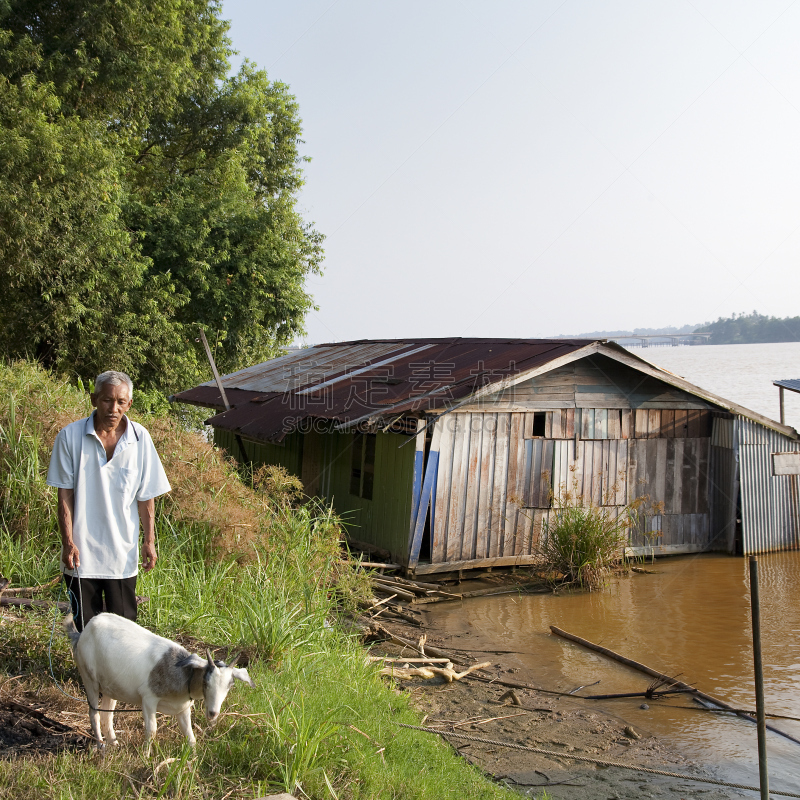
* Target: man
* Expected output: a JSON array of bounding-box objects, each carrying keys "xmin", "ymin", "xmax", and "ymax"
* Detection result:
[{"xmin": 47, "ymin": 371, "xmax": 171, "ymax": 630}]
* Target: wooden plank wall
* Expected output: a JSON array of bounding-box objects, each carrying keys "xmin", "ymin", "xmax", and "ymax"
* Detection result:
[
  {"xmin": 626, "ymin": 438, "xmax": 712, "ymax": 549},
  {"xmin": 477, "ymin": 354, "xmax": 714, "ymax": 410},
  {"xmin": 431, "ymin": 405, "xmax": 717, "ymax": 565}
]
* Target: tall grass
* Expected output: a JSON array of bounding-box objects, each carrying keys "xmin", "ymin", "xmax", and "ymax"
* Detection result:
[
  {"xmin": 537, "ymin": 482, "xmax": 656, "ymax": 590},
  {"xmin": 539, "ymin": 498, "xmax": 629, "ymax": 590},
  {"xmin": 0, "ymin": 361, "xmax": 523, "ymax": 800}
]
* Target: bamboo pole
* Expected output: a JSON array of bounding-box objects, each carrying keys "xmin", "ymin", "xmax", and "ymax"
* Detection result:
[{"xmin": 550, "ymin": 625, "xmax": 800, "ymax": 748}]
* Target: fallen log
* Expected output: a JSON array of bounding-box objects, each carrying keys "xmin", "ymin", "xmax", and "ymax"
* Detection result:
[
  {"xmin": 1, "ymin": 597, "xmax": 70, "ymax": 611},
  {"xmin": 372, "ymin": 581, "xmax": 416, "ymax": 601},
  {"xmin": 550, "ymin": 625, "xmax": 800, "ymax": 748},
  {"xmin": 379, "ymin": 608, "xmax": 423, "ymax": 626}
]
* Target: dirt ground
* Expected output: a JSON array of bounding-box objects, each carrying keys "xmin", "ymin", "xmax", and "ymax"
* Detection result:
[{"xmin": 371, "ymin": 617, "xmax": 751, "ymax": 800}]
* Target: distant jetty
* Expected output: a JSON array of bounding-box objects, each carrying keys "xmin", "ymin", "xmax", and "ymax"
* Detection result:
[{"xmin": 610, "ymin": 333, "xmax": 711, "ymax": 348}]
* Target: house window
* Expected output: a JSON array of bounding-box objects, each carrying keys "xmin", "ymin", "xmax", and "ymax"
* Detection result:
[
  {"xmin": 350, "ymin": 432, "xmax": 376, "ymax": 500},
  {"xmin": 523, "ymin": 411, "xmax": 548, "ymax": 438}
]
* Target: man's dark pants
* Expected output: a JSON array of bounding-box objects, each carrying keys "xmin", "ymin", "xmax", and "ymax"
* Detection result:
[{"xmin": 63, "ymin": 574, "xmax": 137, "ymax": 632}]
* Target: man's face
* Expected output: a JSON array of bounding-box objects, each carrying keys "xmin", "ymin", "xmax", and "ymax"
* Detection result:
[{"xmin": 90, "ymin": 382, "xmax": 132, "ymax": 430}]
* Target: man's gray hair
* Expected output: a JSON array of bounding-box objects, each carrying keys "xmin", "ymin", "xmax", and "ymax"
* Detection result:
[{"xmin": 94, "ymin": 371, "xmax": 134, "ymax": 398}]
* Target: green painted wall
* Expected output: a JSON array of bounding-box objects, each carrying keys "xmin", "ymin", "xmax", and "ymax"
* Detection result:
[
  {"xmin": 215, "ymin": 429, "xmax": 304, "ymax": 476},
  {"xmin": 213, "ymin": 427, "xmax": 416, "ymax": 562}
]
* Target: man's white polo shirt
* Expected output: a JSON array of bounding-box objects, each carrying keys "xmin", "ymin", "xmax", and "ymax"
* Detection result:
[{"xmin": 47, "ymin": 413, "xmax": 171, "ymax": 579}]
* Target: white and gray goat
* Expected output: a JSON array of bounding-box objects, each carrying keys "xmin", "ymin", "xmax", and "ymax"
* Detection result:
[{"xmin": 64, "ymin": 612, "xmax": 254, "ymax": 753}]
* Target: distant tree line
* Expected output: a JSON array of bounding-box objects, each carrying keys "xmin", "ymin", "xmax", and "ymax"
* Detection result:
[
  {"xmin": 0, "ymin": 0, "xmax": 322, "ymax": 398},
  {"xmin": 695, "ymin": 312, "xmax": 800, "ymax": 344}
]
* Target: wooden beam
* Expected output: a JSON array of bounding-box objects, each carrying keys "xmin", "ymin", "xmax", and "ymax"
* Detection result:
[{"xmin": 412, "ymin": 554, "xmax": 543, "ymax": 575}]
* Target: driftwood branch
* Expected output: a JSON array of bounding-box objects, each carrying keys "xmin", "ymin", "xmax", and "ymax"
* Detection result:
[
  {"xmin": 380, "ymin": 661, "xmax": 492, "ymax": 683},
  {"xmin": 550, "ymin": 625, "xmax": 800, "ymax": 748}
]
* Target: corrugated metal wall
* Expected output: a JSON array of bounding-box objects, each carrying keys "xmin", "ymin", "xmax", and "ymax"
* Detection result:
[
  {"xmin": 709, "ymin": 415, "xmax": 737, "ymax": 553},
  {"xmin": 738, "ymin": 416, "xmax": 800, "ymax": 554}
]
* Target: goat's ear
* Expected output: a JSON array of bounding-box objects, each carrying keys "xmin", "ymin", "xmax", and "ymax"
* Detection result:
[
  {"xmin": 176, "ymin": 654, "xmax": 206, "ymax": 670},
  {"xmin": 232, "ymin": 667, "xmax": 255, "ymax": 688}
]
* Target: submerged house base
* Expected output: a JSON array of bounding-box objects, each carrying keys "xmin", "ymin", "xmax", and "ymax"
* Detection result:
[{"xmin": 175, "ymin": 338, "xmax": 800, "ymax": 574}]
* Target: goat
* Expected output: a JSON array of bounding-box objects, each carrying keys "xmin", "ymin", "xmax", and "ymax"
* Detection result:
[{"xmin": 63, "ymin": 612, "xmax": 254, "ymax": 754}]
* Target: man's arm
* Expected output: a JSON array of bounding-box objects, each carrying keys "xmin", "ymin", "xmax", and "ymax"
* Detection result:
[
  {"xmin": 138, "ymin": 498, "xmax": 157, "ymax": 571},
  {"xmin": 57, "ymin": 488, "xmax": 79, "ymax": 570}
]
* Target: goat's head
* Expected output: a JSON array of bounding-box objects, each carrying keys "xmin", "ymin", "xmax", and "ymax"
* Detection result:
[{"xmin": 182, "ymin": 650, "xmax": 255, "ymax": 725}]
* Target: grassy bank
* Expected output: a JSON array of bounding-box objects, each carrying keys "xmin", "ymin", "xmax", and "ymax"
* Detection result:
[{"xmin": 0, "ymin": 362, "xmax": 523, "ymax": 800}]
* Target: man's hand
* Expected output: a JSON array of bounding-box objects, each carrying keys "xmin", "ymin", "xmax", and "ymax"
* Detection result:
[
  {"xmin": 57, "ymin": 488, "xmax": 77, "ymax": 571},
  {"xmin": 141, "ymin": 539, "xmax": 157, "ymax": 572},
  {"xmin": 138, "ymin": 498, "xmax": 157, "ymax": 571},
  {"xmin": 62, "ymin": 540, "xmax": 80, "ymax": 570}
]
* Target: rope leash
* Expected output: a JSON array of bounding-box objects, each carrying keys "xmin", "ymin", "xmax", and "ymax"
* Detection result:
[{"xmin": 397, "ymin": 723, "xmax": 800, "ymax": 798}]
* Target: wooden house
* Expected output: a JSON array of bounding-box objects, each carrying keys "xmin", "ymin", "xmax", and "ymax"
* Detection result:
[{"xmin": 174, "ymin": 338, "xmax": 800, "ymax": 574}]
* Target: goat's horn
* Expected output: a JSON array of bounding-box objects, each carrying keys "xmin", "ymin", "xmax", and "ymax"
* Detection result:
[
  {"xmin": 228, "ymin": 652, "xmax": 240, "ymax": 668},
  {"xmin": 206, "ymin": 649, "xmax": 215, "ymax": 669}
]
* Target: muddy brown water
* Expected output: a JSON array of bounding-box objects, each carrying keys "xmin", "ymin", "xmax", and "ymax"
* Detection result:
[{"xmin": 423, "ymin": 552, "xmax": 800, "ymax": 795}]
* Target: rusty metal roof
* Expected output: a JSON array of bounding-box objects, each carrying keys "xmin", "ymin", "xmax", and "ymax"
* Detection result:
[
  {"xmin": 171, "ymin": 337, "xmax": 799, "ymax": 443},
  {"xmin": 172, "ymin": 338, "xmax": 595, "ymax": 442}
]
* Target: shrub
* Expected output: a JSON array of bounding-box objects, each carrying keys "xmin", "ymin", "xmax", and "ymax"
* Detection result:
[{"xmin": 538, "ymin": 496, "xmax": 630, "ymax": 590}]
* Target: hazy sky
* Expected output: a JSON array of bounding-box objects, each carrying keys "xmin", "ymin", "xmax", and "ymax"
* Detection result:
[{"xmin": 222, "ymin": 1, "xmax": 800, "ymax": 344}]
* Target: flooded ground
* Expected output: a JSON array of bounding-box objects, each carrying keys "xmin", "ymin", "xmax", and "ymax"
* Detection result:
[{"xmin": 422, "ymin": 552, "xmax": 800, "ymax": 796}]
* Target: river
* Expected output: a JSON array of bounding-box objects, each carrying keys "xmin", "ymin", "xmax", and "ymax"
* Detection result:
[
  {"xmin": 425, "ymin": 552, "xmax": 800, "ymax": 795},
  {"xmin": 425, "ymin": 343, "xmax": 800, "ymax": 793}
]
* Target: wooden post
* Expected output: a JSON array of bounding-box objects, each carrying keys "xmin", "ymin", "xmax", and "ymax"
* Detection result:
[
  {"xmin": 779, "ymin": 385, "xmax": 785, "ymax": 425},
  {"xmin": 197, "ymin": 326, "xmax": 249, "ymax": 464},
  {"xmin": 749, "ymin": 555, "xmax": 769, "ymax": 800}
]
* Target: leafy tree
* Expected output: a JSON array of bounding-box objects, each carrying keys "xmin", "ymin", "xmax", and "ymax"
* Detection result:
[
  {"xmin": 0, "ymin": 0, "xmax": 322, "ymax": 393},
  {"xmin": 695, "ymin": 312, "xmax": 800, "ymax": 344}
]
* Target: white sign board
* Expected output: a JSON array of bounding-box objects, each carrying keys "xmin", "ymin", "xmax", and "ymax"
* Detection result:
[{"xmin": 772, "ymin": 452, "xmax": 800, "ymax": 476}]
